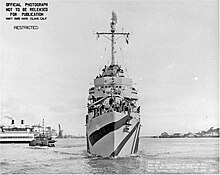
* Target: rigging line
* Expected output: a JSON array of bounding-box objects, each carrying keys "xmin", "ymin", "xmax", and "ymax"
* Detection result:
[
  {"xmin": 128, "ymin": 39, "xmax": 132, "ymax": 78},
  {"xmin": 99, "ymin": 34, "xmax": 111, "ymax": 41},
  {"xmin": 125, "ymin": 67, "xmax": 129, "ymax": 78},
  {"xmin": 103, "ymin": 46, "xmax": 109, "ymax": 67},
  {"xmin": 120, "ymin": 48, "xmax": 125, "ymax": 68},
  {"xmin": 102, "ymin": 46, "xmax": 108, "ymax": 72},
  {"xmin": 103, "ymin": 45, "xmax": 110, "ymax": 65},
  {"xmin": 98, "ymin": 45, "xmax": 107, "ymax": 75},
  {"xmin": 98, "ymin": 35, "xmax": 111, "ymax": 65},
  {"xmin": 118, "ymin": 39, "xmax": 129, "ymax": 77},
  {"xmin": 117, "ymin": 39, "xmax": 125, "ymax": 67},
  {"xmin": 115, "ymin": 36, "xmax": 123, "ymax": 41}
]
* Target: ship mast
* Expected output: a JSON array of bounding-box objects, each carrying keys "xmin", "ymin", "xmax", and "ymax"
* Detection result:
[
  {"xmin": 97, "ymin": 11, "xmax": 130, "ymax": 66},
  {"xmin": 111, "ymin": 16, "xmax": 116, "ymax": 65},
  {"xmin": 42, "ymin": 118, "xmax": 45, "ymax": 135}
]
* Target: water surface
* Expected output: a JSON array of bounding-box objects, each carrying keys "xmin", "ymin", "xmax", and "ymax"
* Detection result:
[{"xmin": 0, "ymin": 138, "xmax": 219, "ymax": 174}]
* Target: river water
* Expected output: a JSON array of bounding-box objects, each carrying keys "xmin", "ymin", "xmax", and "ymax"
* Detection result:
[{"xmin": 0, "ymin": 138, "xmax": 219, "ymax": 174}]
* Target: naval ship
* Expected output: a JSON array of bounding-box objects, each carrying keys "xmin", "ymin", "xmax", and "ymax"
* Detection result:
[{"xmin": 86, "ymin": 11, "xmax": 141, "ymax": 157}]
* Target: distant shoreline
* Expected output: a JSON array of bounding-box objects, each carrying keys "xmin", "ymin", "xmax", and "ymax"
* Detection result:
[
  {"xmin": 140, "ymin": 136, "xmax": 219, "ymax": 138},
  {"xmin": 59, "ymin": 127, "xmax": 219, "ymax": 139},
  {"xmin": 56, "ymin": 135, "xmax": 219, "ymax": 139}
]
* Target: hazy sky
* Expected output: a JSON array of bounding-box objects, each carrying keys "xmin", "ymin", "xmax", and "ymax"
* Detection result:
[{"xmin": 1, "ymin": 0, "xmax": 219, "ymax": 136}]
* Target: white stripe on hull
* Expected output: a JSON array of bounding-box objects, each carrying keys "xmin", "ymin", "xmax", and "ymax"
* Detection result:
[
  {"xmin": 113, "ymin": 122, "xmax": 137, "ymax": 157},
  {"xmin": 90, "ymin": 131, "xmax": 114, "ymax": 157}
]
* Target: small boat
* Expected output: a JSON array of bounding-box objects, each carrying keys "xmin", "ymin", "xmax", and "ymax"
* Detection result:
[
  {"xmin": 29, "ymin": 134, "xmax": 56, "ymax": 147},
  {"xmin": 29, "ymin": 119, "xmax": 56, "ymax": 147}
]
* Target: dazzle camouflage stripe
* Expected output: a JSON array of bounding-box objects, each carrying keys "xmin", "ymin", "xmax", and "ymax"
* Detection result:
[
  {"xmin": 133, "ymin": 124, "xmax": 141, "ymax": 154},
  {"xmin": 89, "ymin": 115, "xmax": 132, "ymax": 146},
  {"xmin": 131, "ymin": 123, "xmax": 139, "ymax": 154},
  {"xmin": 86, "ymin": 134, "xmax": 90, "ymax": 153},
  {"xmin": 110, "ymin": 122, "xmax": 140, "ymax": 157}
]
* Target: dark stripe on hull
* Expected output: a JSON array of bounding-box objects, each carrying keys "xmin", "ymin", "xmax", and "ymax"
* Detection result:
[
  {"xmin": 86, "ymin": 134, "xmax": 90, "ymax": 153},
  {"xmin": 110, "ymin": 122, "xmax": 140, "ymax": 157},
  {"xmin": 0, "ymin": 141, "xmax": 31, "ymax": 144},
  {"xmin": 133, "ymin": 124, "xmax": 141, "ymax": 154},
  {"xmin": 89, "ymin": 115, "xmax": 132, "ymax": 146}
]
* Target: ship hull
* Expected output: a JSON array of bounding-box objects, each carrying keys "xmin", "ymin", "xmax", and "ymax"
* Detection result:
[
  {"xmin": 0, "ymin": 133, "xmax": 34, "ymax": 144},
  {"xmin": 86, "ymin": 111, "xmax": 140, "ymax": 157},
  {"xmin": 0, "ymin": 141, "xmax": 32, "ymax": 144}
]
